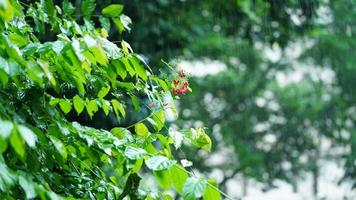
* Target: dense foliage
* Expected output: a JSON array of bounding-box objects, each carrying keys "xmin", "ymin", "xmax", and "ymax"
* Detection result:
[{"xmin": 0, "ymin": 0, "xmax": 221, "ymax": 199}]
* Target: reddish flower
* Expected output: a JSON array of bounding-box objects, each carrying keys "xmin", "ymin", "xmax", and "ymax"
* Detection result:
[
  {"xmin": 173, "ymin": 80, "xmax": 179, "ymax": 86},
  {"xmin": 172, "ymin": 71, "xmax": 189, "ymax": 95},
  {"xmin": 178, "ymin": 70, "xmax": 185, "ymax": 78}
]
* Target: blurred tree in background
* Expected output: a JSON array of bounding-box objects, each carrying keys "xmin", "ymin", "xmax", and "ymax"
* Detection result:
[{"xmin": 115, "ymin": 0, "xmax": 356, "ymax": 197}]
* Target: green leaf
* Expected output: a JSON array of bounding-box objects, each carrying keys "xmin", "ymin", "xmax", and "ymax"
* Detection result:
[
  {"xmin": 154, "ymin": 169, "xmax": 172, "ymax": 190},
  {"xmin": 0, "ymin": 137, "xmax": 8, "ymax": 153},
  {"xmin": 98, "ymin": 84, "xmax": 110, "ymax": 98},
  {"xmin": 83, "ymin": 34, "xmax": 97, "ymax": 48},
  {"xmin": 17, "ymin": 125, "xmax": 37, "ymax": 148},
  {"xmin": 203, "ymin": 179, "xmax": 221, "ymax": 200},
  {"xmin": 134, "ymin": 123, "xmax": 148, "ymax": 138},
  {"xmin": 169, "ymin": 164, "xmax": 188, "ymax": 194},
  {"xmin": 0, "ymin": 120, "xmax": 13, "ymax": 139},
  {"xmin": 100, "ymin": 99, "xmax": 111, "ymax": 116},
  {"xmin": 73, "ymin": 95, "xmax": 85, "ymax": 115},
  {"xmin": 169, "ymin": 128, "xmax": 184, "ymax": 149},
  {"xmin": 113, "ymin": 17, "xmax": 125, "ymax": 33},
  {"xmin": 112, "ymin": 59, "xmax": 127, "ymax": 79},
  {"xmin": 49, "ymin": 136, "xmax": 67, "ymax": 160},
  {"xmin": 124, "ymin": 146, "xmax": 147, "ymax": 160},
  {"xmin": 62, "ymin": 0, "xmax": 75, "ymax": 16},
  {"xmin": 0, "ymin": 0, "xmax": 14, "ymax": 22},
  {"xmin": 129, "ymin": 56, "xmax": 147, "ymax": 80},
  {"xmin": 86, "ymin": 99, "xmax": 98, "ymax": 119},
  {"xmin": 49, "ymin": 98, "xmax": 60, "ymax": 106},
  {"xmin": 10, "ymin": 128, "xmax": 25, "ymax": 158},
  {"xmin": 99, "ymin": 16, "xmax": 111, "ymax": 32},
  {"xmin": 116, "ymin": 81, "xmax": 135, "ymax": 90},
  {"xmin": 132, "ymin": 158, "xmax": 143, "ymax": 173},
  {"xmin": 120, "ymin": 57, "xmax": 135, "ymax": 76},
  {"xmin": 194, "ymin": 132, "xmax": 212, "ymax": 152},
  {"xmin": 111, "ymin": 127, "xmax": 129, "ymax": 139},
  {"xmin": 182, "ymin": 177, "xmax": 207, "ymax": 200},
  {"xmin": 89, "ymin": 46, "xmax": 108, "ymax": 65},
  {"xmin": 188, "ymin": 128, "xmax": 212, "ymax": 152},
  {"xmin": 111, "ymin": 99, "xmax": 125, "ymax": 119},
  {"xmin": 121, "ymin": 41, "xmax": 133, "ymax": 54},
  {"xmin": 102, "ymin": 4, "xmax": 124, "ymax": 17},
  {"xmin": 59, "ymin": 99, "xmax": 72, "ymax": 114},
  {"xmin": 81, "ymin": 0, "xmax": 96, "ymax": 18},
  {"xmin": 0, "ymin": 69, "xmax": 8, "ymax": 87},
  {"xmin": 130, "ymin": 95, "xmax": 139, "ymax": 112},
  {"xmin": 152, "ymin": 110, "xmax": 165, "ymax": 131},
  {"xmin": 44, "ymin": 0, "xmax": 55, "ymax": 18},
  {"xmin": 19, "ymin": 176, "xmax": 36, "ymax": 199},
  {"xmin": 9, "ymin": 33, "xmax": 28, "ymax": 47},
  {"xmin": 145, "ymin": 155, "xmax": 176, "ymax": 171},
  {"xmin": 120, "ymin": 14, "xmax": 132, "ymax": 31}
]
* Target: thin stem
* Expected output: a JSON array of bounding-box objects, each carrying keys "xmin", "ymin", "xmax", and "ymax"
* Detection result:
[{"xmin": 125, "ymin": 111, "xmax": 154, "ymax": 129}]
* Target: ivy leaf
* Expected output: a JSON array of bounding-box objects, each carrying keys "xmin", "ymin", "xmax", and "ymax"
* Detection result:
[
  {"xmin": 182, "ymin": 177, "xmax": 207, "ymax": 200},
  {"xmin": 81, "ymin": 0, "xmax": 96, "ymax": 19},
  {"xmin": 203, "ymin": 179, "xmax": 221, "ymax": 200},
  {"xmin": 73, "ymin": 95, "xmax": 85, "ymax": 115},
  {"xmin": 145, "ymin": 155, "xmax": 176, "ymax": 171},
  {"xmin": 134, "ymin": 123, "xmax": 148, "ymax": 138},
  {"xmin": 59, "ymin": 99, "xmax": 72, "ymax": 114},
  {"xmin": 17, "ymin": 125, "xmax": 37, "ymax": 148},
  {"xmin": 98, "ymin": 84, "xmax": 110, "ymax": 98},
  {"xmin": 0, "ymin": 120, "xmax": 13, "ymax": 139},
  {"xmin": 124, "ymin": 146, "xmax": 147, "ymax": 160},
  {"xmin": 102, "ymin": 4, "xmax": 124, "ymax": 17},
  {"xmin": 169, "ymin": 164, "xmax": 188, "ymax": 194}
]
